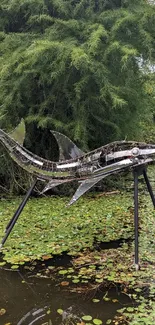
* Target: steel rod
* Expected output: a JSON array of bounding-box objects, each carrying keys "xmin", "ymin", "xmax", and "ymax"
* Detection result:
[
  {"xmin": 0, "ymin": 179, "xmax": 37, "ymax": 248},
  {"xmin": 143, "ymin": 169, "xmax": 155, "ymax": 207},
  {"xmin": 134, "ymin": 170, "xmax": 139, "ymax": 271}
]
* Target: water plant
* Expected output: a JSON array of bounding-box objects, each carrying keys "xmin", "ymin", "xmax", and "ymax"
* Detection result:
[{"xmin": 0, "ymin": 172, "xmax": 155, "ymax": 324}]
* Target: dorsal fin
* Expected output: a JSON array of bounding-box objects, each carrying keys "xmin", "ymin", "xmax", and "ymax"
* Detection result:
[
  {"xmin": 51, "ymin": 130, "xmax": 85, "ymax": 161},
  {"xmin": 9, "ymin": 119, "xmax": 25, "ymax": 145}
]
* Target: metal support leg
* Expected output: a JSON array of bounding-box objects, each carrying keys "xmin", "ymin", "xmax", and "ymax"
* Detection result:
[
  {"xmin": 134, "ymin": 170, "xmax": 139, "ymax": 271},
  {"xmin": 0, "ymin": 179, "xmax": 37, "ymax": 248},
  {"xmin": 143, "ymin": 169, "xmax": 155, "ymax": 207}
]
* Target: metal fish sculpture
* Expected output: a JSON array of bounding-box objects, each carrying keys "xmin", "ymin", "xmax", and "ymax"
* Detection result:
[{"xmin": 0, "ymin": 119, "xmax": 155, "ymax": 205}]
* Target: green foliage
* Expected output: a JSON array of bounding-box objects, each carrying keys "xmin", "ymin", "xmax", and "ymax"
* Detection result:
[
  {"xmin": 0, "ymin": 0, "xmax": 155, "ymax": 190},
  {"xmin": 116, "ymin": 286, "xmax": 155, "ymax": 325},
  {"xmin": 0, "ymin": 180, "xmax": 155, "ymax": 322},
  {"xmin": 0, "ymin": 192, "xmax": 134, "ymax": 264}
]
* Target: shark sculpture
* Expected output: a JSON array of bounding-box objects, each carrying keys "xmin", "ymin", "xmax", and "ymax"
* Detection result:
[
  {"xmin": 0, "ymin": 119, "xmax": 155, "ymax": 205},
  {"xmin": 1, "ymin": 119, "xmax": 155, "ymax": 270}
]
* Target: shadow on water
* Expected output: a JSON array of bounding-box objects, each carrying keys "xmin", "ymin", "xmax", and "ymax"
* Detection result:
[{"xmin": 0, "ymin": 266, "xmax": 133, "ymax": 325}]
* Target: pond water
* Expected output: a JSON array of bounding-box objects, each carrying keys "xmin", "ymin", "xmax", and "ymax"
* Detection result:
[{"xmin": 0, "ymin": 266, "xmax": 132, "ymax": 325}]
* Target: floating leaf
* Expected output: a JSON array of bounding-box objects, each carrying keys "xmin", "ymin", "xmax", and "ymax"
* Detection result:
[
  {"xmin": 48, "ymin": 266, "xmax": 55, "ymax": 270},
  {"xmin": 58, "ymin": 270, "xmax": 68, "ymax": 275},
  {"xmin": 60, "ymin": 281, "xmax": 69, "ymax": 286},
  {"xmin": 72, "ymin": 279, "xmax": 80, "ymax": 283},
  {"xmin": 82, "ymin": 315, "xmax": 93, "ymax": 321},
  {"xmin": 126, "ymin": 307, "xmax": 135, "ymax": 312},
  {"xmin": 95, "ymin": 278, "xmax": 103, "ymax": 283},
  {"xmin": 57, "ymin": 309, "xmax": 63, "ymax": 315},
  {"xmin": 103, "ymin": 297, "xmax": 110, "ymax": 302},
  {"xmin": 0, "ymin": 308, "xmax": 6, "ymax": 316},
  {"xmin": 94, "ymin": 256, "xmax": 101, "ymax": 260},
  {"xmin": 11, "ymin": 265, "xmax": 19, "ymax": 270},
  {"xmin": 42, "ymin": 254, "xmax": 52, "ymax": 260},
  {"xmin": 135, "ymin": 288, "xmax": 142, "ymax": 292},
  {"xmin": 106, "ymin": 320, "xmax": 112, "ymax": 324},
  {"xmin": 93, "ymin": 319, "xmax": 102, "ymax": 325},
  {"xmin": 92, "ymin": 299, "xmax": 100, "ymax": 303}
]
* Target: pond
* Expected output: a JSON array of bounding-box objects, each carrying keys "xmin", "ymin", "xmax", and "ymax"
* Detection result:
[
  {"xmin": 0, "ymin": 266, "xmax": 132, "ymax": 325},
  {"xmin": 0, "ymin": 189, "xmax": 154, "ymax": 325}
]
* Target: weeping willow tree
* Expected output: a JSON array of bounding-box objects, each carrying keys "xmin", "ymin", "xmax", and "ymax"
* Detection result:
[{"xmin": 0, "ymin": 0, "xmax": 155, "ymax": 158}]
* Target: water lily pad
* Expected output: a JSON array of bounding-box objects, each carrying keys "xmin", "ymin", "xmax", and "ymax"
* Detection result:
[
  {"xmin": 57, "ymin": 309, "xmax": 63, "ymax": 315},
  {"xmin": 126, "ymin": 307, "xmax": 135, "ymax": 312},
  {"xmin": 60, "ymin": 281, "xmax": 69, "ymax": 286},
  {"xmin": 58, "ymin": 269, "xmax": 68, "ymax": 275},
  {"xmin": 93, "ymin": 319, "xmax": 102, "ymax": 325},
  {"xmin": 72, "ymin": 279, "xmax": 80, "ymax": 283},
  {"xmin": 106, "ymin": 320, "xmax": 112, "ymax": 324},
  {"xmin": 95, "ymin": 278, "xmax": 103, "ymax": 283},
  {"xmin": 92, "ymin": 299, "xmax": 100, "ymax": 303},
  {"xmin": 11, "ymin": 265, "xmax": 19, "ymax": 270},
  {"xmin": 0, "ymin": 308, "xmax": 6, "ymax": 316},
  {"xmin": 42, "ymin": 254, "xmax": 52, "ymax": 260},
  {"xmin": 82, "ymin": 315, "xmax": 93, "ymax": 321},
  {"xmin": 103, "ymin": 297, "xmax": 110, "ymax": 302}
]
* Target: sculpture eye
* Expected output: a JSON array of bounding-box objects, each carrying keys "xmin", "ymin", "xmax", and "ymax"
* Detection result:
[{"xmin": 131, "ymin": 147, "xmax": 140, "ymax": 157}]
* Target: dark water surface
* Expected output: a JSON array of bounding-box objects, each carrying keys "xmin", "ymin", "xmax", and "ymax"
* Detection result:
[{"xmin": 0, "ymin": 267, "xmax": 132, "ymax": 325}]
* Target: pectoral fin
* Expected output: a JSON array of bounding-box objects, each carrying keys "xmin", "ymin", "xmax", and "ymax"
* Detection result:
[
  {"xmin": 42, "ymin": 178, "xmax": 74, "ymax": 193},
  {"xmin": 68, "ymin": 174, "xmax": 108, "ymax": 205},
  {"xmin": 9, "ymin": 119, "xmax": 25, "ymax": 145},
  {"xmin": 68, "ymin": 158, "xmax": 135, "ymax": 205},
  {"xmin": 51, "ymin": 130, "xmax": 85, "ymax": 161}
]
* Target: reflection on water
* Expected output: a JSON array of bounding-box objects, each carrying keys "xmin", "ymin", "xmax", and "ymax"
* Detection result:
[
  {"xmin": 0, "ymin": 267, "xmax": 132, "ymax": 325},
  {"xmin": 16, "ymin": 307, "xmax": 50, "ymax": 325}
]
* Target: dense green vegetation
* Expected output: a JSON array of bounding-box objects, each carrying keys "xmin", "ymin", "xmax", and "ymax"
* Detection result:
[
  {"xmin": 0, "ymin": 0, "xmax": 154, "ymax": 193},
  {"xmin": 0, "ymin": 194, "xmax": 133, "ymax": 264},
  {"xmin": 0, "ymin": 1, "xmax": 155, "ymax": 179}
]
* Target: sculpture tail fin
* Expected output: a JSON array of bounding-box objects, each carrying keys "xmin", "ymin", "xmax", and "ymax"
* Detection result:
[{"xmin": 9, "ymin": 119, "xmax": 25, "ymax": 145}]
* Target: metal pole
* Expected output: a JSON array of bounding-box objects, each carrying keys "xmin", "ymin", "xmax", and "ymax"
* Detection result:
[
  {"xmin": 143, "ymin": 169, "xmax": 155, "ymax": 207},
  {"xmin": 134, "ymin": 170, "xmax": 139, "ymax": 271},
  {"xmin": 0, "ymin": 179, "xmax": 37, "ymax": 248}
]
